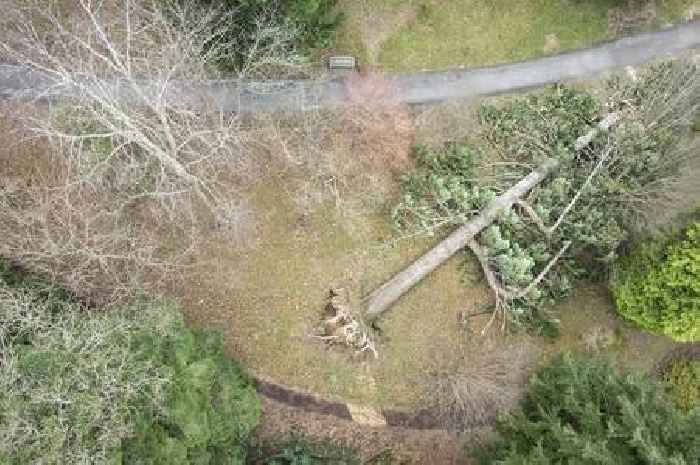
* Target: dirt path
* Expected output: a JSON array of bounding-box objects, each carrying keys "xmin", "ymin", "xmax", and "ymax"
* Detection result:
[
  {"xmin": 255, "ymin": 375, "xmax": 452, "ymax": 430},
  {"xmin": 2, "ymin": 21, "xmax": 698, "ymax": 112},
  {"xmin": 254, "ymin": 396, "xmax": 471, "ymax": 465}
]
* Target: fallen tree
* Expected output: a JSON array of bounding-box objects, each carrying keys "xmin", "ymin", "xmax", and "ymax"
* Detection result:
[
  {"xmin": 317, "ymin": 111, "xmax": 621, "ymax": 355},
  {"xmin": 366, "ymin": 112, "xmax": 620, "ymax": 323},
  {"xmin": 365, "ymin": 157, "xmax": 560, "ymax": 322},
  {"xmin": 315, "ymin": 60, "xmax": 698, "ymax": 357},
  {"xmin": 380, "ymin": 58, "xmax": 697, "ymax": 333}
]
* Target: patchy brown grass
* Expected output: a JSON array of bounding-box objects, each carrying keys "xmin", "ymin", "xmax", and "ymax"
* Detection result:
[
  {"xmin": 342, "ymin": 72, "xmax": 415, "ymax": 171},
  {"xmin": 412, "ymin": 99, "xmax": 485, "ymax": 149},
  {"xmin": 549, "ymin": 284, "xmax": 680, "ymax": 373},
  {"xmin": 0, "ymin": 0, "xmax": 123, "ymax": 63},
  {"xmin": 244, "ymin": 73, "xmax": 416, "ymax": 218},
  {"xmin": 170, "ymin": 174, "xmax": 484, "ymax": 409},
  {"xmin": 354, "ymin": 1, "xmax": 419, "ymax": 66},
  {"xmin": 332, "ymin": 0, "xmax": 420, "ymax": 68},
  {"xmin": 608, "ymin": 1, "xmax": 658, "ymax": 36}
]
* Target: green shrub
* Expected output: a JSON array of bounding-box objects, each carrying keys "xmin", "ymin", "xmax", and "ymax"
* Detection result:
[
  {"xmin": 284, "ymin": 0, "xmax": 343, "ymax": 50},
  {"xmin": 480, "ymin": 353, "xmax": 700, "ymax": 465},
  {"xmin": 611, "ymin": 222, "xmax": 700, "ymax": 341},
  {"xmin": 247, "ymin": 436, "xmax": 363, "ymax": 465},
  {"xmin": 0, "ymin": 264, "xmax": 260, "ymax": 465},
  {"xmin": 664, "ymin": 359, "xmax": 700, "ymax": 412}
]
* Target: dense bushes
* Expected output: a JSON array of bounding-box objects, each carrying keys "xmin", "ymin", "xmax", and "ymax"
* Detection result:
[
  {"xmin": 0, "ymin": 262, "xmax": 260, "ymax": 465},
  {"xmin": 0, "ymin": 261, "xmax": 375, "ymax": 464},
  {"xmin": 611, "ymin": 222, "xmax": 700, "ymax": 341},
  {"xmin": 283, "ymin": 0, "xmax": 342, "ymax": 50},
  {"xmin": 480, "ymin": 354, "xmax": 700, "ymax": 464},
  {"xmin": 185, "ymin": 0, "xmax": 342, "ymax": 72}
]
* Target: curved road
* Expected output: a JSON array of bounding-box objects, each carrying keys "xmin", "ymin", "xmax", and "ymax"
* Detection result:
[{"xmin": 1, "ymin": 21, "xmax": 699, "ymax": 113}]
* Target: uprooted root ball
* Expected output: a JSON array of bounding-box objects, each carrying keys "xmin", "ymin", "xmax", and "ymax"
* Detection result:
[{"xmin": 315, "ymin": 287, "xmax": 378, "ymax": 359}]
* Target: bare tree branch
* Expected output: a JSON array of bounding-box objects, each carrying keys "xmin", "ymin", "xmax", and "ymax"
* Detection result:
[{"xmin": 0, "ymin": 1, "xmax": 300, "ymax": 302}]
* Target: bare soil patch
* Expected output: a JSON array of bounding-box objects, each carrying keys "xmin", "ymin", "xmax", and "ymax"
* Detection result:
[
  {"xmin": 543, "ymin": 33, "xmax": 561, "ymax": 54},
  {"xmin": 550, "ymin": 284, "xmax": 680, "ymax": 373}
]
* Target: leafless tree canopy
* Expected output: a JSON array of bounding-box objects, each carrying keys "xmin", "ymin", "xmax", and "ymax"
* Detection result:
[
  {"xmin": 0, "ymin": 0, "xmax": 303, "ymax": 303},
  {"xmin": 2, "ymin": 0, "xmax": 300, "ymax": 210}
]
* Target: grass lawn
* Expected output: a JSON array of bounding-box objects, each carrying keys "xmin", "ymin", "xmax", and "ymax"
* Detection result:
[
  {"xmin": 174, "ymin": 176, "xmax": 679, "ymax": 410},
  {"xmin": 171, "ymin": 76, "xmax": 695, "ymax": 411},
  {"xmin": 334, "ymin": 0, "xmax": 698, "ymax": 72},
  {"xmin": 174, "ymin": 177, "xmax": 481, "ymax": 409}
]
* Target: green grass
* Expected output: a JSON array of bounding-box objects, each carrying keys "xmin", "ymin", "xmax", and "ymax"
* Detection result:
[
  {"xmin": 335, "ymin": 0, "xmax": 698, "ymax": 72},
  {"xmin": 380, "ymin": 0, "xmax": 612, "ymax": 71}
]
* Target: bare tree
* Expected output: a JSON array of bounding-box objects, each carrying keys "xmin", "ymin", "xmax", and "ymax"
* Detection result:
[
  {"xmin": 2, "ymin": 0, "xmax": 302, "ymax": 213},
  {"xmin": 0, "ymin": 0, "xmax": 301, "ymax": 302}
]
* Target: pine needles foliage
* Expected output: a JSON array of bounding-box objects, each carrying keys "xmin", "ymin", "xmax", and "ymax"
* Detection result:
[
  {"xmin": 394, "ymin": 61, "xmax": 698, "ymax": 331},
  {"xmin": 480, "ymin": 353, "xmax": 700, "ymax": 465}
]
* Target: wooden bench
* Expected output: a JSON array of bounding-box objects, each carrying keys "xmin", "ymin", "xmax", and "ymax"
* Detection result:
[{"xmin": 328, "ymin": 56, "xmax": 357, "ymax": 72}]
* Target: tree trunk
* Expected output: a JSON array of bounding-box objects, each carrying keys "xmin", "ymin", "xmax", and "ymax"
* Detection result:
[
  {"xmin": 362, "ymin": 112, "xmax": 620, "ymax": 322},
  {"xmin": 364, "ymin": 157, "xmax": 560, "ymax": 322}
]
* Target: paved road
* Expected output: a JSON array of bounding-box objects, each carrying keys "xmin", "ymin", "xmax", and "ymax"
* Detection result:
[{"xmin": 1, "ymin": 21, "xmax": 698, "ymax": 113}]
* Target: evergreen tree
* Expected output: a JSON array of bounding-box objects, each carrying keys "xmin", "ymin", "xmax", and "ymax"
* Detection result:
[
  {"xmin": 481, "ymin": 354, "xmax": 700, "ymax": 465},
  {"xmin": 0, "ymin": 262, "xmax": 260, "ymax": 465}
]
